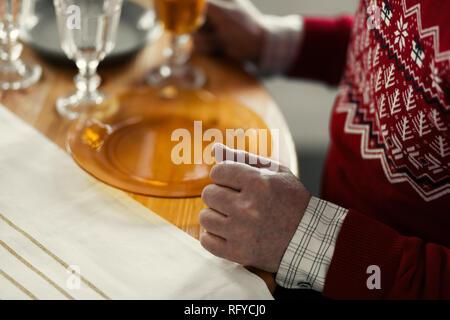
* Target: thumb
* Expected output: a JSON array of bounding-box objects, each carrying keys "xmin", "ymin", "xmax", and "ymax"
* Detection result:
[{"xmin": 212, "ymin": 143, "xmax": 283, "ymax": 172}]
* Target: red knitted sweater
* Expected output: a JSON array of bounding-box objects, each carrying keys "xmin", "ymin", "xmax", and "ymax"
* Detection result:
[{"xmin": 289, "ymin": 0, "xmax": 450, "ymax": 299}]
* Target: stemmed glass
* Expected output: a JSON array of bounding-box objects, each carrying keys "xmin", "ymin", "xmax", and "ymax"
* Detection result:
[
  {"xmin": 53, "ymin": 0, "xmax": 123, "ymax": 120},
  {"xmin": 148, "ymin": 0, "xmax": 207, "ymax": 89},
  {"xmin": 0, "ymin": 0, "xmax": 42, "ymax": 90}
]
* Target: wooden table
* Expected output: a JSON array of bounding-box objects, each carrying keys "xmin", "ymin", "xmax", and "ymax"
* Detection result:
[{"xmin": 0, "ymin": 38, "xmax": 298, "ymax": 294}]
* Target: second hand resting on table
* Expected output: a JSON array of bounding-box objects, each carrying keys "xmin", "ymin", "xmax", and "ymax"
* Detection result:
[{"xmin": 199, "ymin": 143, "xmax": 311, "ymax": 273}]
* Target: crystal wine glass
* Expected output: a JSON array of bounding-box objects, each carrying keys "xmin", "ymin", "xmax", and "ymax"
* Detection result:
[
  {"xmin": 53, "ymin": 0, "xmax": 123, "ymax": 120},
  {"xmin": 148, "ymin": 0, "xmax": 207, "ymax": 90},
  {"xmin": 0, "ymin": 0, "xmax": 42, "ymax": 90}
]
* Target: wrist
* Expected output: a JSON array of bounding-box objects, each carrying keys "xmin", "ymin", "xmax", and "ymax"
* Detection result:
[
  {"xmin": 248, "ymin": 24, "xmax": 266, "ymax": 65},
  {"xmin": 257, "ymin": 14, "xmax": 304, "ymax": 75},
  {"xmin": 271, "ymin": 190, "xmax": 312, "ymax": 273}
]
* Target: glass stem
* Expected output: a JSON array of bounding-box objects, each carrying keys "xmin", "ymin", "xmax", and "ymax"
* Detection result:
[
  {"xmin": 168, "ymin": 33, "xmax": 191, "ymax": 73},
  {"xmin": 0, "ymin": 26, "xmax": 23, "ymax": 69},
  {"xmin": 75, "ymin": 60, "xmax": 101, "ymax": 99}
]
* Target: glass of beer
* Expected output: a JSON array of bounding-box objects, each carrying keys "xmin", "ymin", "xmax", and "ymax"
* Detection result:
[
  {"xmin": 0, "ymin": 0, "xmax": 42, "ymax": 90},
  {"xmin": 53, "ymin": 0, "xmax": 123, "ymax": 120},
  {"xmin": 148, "ymin": 0, "xmax": 207, "ymax": 89}
]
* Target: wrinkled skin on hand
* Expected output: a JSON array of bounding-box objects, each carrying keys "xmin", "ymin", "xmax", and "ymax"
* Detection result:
[
  {"xmin": 194, "ymin": 0, "xmax": 265, "ymax": 65},
  {"xmin": 199, "ymin": 144, "xmax": 311, "ymax": 273}
]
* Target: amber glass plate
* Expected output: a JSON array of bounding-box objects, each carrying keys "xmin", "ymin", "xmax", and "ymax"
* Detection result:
[{"xmin": 66, "ymin": 87, "xmax": 272, "ymax": 197}]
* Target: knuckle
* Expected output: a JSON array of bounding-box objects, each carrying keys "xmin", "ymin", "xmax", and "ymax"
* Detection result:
[
  {"xmin": 261, "ymin": 172, "xmax": 274, "ymax": 184},
  {"xmin": 198, "ymin": 209, "xmax": 210, "ymax": 227},
  {"xmin": 242, "ymin": 170, "xmax": 260, "ymax": 186},
  {"xmin": 209, "ymin": 164, "xmax": 218, "ymax": 179},
  {"xmin": 200, "ymin": 233, "xmax": 213, "ymax": 249},
  {"xmin": 200, "ymin": 234, "xmax": 226, "ymax": 258},
  {"xmin": 210, "ymin": 162, "xmax": 226, "ymax": 180},
  {"xmin": 199, "ymin": 233, "xmax": 213, "ymax": 251},
  {"xmin": 201, "ymin": 184, "xmax": 216, "ymax": 204},
  {"xmin": 259, "ymin": 174, "xmax": 278, "ymax": 192},
  {"xmin": 238, "ymin": 198, "xmax": 254, "ymax": 212}
]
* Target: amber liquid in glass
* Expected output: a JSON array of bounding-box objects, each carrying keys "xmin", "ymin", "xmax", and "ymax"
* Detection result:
[{"xmin": 154, "ymin": 0, "xmax": 206, "ymax": 34}]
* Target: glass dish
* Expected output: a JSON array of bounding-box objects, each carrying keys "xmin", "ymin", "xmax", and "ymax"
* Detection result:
[{"xmin": 66, "ymin": 87, "xmax": 272, "ymax": 197}]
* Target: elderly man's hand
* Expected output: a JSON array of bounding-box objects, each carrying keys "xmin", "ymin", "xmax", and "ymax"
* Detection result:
[
  {"xmin": 199, "ymin": 144, "xmax": 311, "ymax": 273},
  {"xmin": 194, "ymin": 0, "xmax": 266, "ymax": 65}
]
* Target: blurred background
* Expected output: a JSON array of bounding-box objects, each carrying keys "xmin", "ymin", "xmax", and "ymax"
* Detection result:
[{"xmin": 252, "ymin": 0, "xmax": 358, "ymax": 196}]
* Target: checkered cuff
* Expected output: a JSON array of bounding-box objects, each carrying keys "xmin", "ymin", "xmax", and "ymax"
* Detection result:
[
  {"xmin": 276, "ymin": 197, "xmax": 348, "ymax": 292},
  {"xmin": 258, "ymin": 14, "xmax": 304, "ymax": 75}
]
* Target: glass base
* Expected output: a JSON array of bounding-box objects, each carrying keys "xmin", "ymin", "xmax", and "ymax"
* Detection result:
[
  {"xmin": 0, "ymin": 60, "xmax": 42, "ymax": 90},
  {"xmin": 147, "ymin": 64, "xmax": 206, "ymax": 90},
  {"xmin": 56, "ymin": 91, "xmax": 107, "ymax": 120}
]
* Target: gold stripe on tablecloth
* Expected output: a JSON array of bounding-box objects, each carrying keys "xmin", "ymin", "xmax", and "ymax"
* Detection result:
[
  {"xmin": 0, "ymin": 240, "xmax": 75, "ymax": 300},
  {"xmin": 0, "ymin": 268, "xmax": 38, "ymax": 300},
  {"xmin": 0, "ymin": 213, "xmax": 111, "ymax": 300}
]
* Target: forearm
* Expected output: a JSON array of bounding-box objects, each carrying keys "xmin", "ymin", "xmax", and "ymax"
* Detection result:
[
  {"xmin": 277, "ymin": 200, "xmax": 450, "ymax": 299},
  {"xmin": 323, "ymin": 209, "xmax": 450, "ymax": 299},
  {"xmin": 257, "ymin": 14, "xmax": 304, "ymax": 75},
  {"xmin": 286, "ymin": 16, "xmax": 354, "ymax": 85},
  {"xmin": 257, "ymin": 14, "xmax": 354, "ymax": 85}
]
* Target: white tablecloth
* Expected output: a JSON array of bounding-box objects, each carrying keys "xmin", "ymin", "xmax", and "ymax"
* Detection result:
[{"xmin": 0, "ymin": 105, "xmax": 273, "ymax": 300}]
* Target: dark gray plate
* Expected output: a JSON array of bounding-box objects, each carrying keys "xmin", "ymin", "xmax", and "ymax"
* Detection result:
[{"xmin": 21, "ymin": 0, "xmax": 162, "ymax": 66}]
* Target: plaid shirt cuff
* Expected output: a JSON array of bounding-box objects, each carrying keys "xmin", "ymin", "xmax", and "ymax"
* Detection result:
[
  {"xmin": 276, "ymin": 197, "xmax": 348, "ymax": 292},
  {"xmin": 258, "ymin": 14, "xmax": 304, "ymax": 75}
]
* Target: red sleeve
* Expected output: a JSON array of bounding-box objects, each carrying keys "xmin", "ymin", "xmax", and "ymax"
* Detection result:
[
  {"xmin": 287, "ymin": 16, "xmax": 355, "ymax": 85},
  {"xmin": 323, "ymin": 209, "xmax": 450, "ymax": 299}
]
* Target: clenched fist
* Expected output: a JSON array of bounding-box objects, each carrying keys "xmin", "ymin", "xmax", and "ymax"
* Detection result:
[{"xmin": 199, "ymin": 144, "xmax": 311, "ymax": 273}]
